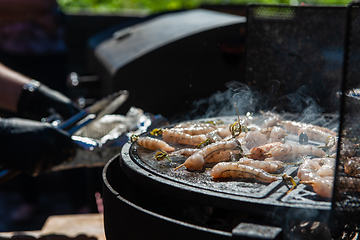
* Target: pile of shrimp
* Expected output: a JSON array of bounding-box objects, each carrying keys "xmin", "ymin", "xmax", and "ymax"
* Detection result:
[
  {"xmin": 297, "ymin": 158, "xmax": 335, "ymax": 198},
  {"xmin": 131, "ymin": 112, "xmax": 345, "ymax": 192}
]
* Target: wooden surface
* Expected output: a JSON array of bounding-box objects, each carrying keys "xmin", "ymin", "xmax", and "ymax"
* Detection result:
[{"xmin": 0, "ymin": 213, "xmax": 106, "ymax": 239}]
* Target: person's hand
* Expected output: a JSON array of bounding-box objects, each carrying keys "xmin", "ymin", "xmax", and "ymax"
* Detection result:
[
  {"xmin": 0, "ymin": 118, "xmax": 77, "ymax": 176},
  {"xmin": 17, "ymin": 80, "xmax": 81, "ymax": 121}
]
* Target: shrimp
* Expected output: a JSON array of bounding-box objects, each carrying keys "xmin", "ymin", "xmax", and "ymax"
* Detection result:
[
  {"xmin": 249, "ymin": 142, "xmax": 283, "ymax": 160},
  {"xmin": 175, "ymin": 126, "xmax": 217, "ymax": 135},
  {"xmin": 212, "ymin": 127, "xmax": 232, "ymax": 138},
  {"xmin": 269, "ymin": 126, "xmax": 287, "ymax": 143},
  {"xmin": 206, "ymin": 150, "xmax": 234, "ymax": 163},
  {"xmin": 297, "ymin": 158, "xmax": 335, "ymax": 181},
  {"xmin": 344, "ymin": 156, "xmax": 360, "ymax": 177},
  {"xmin": 243, "ymin": 131, "xmax": 268, "ymax": 149},
  {"xmin": 297, "ymin": 157, "xmax": 335, "ymax": 197},
  {"xmin": 136, "ymin": 136, "xmax": 175, "ymax": 152},
  {"xmin": 315, "ymin": 159, "xmax": 335, "ymax": 178},
  {"xmin": 205, "ymin": 128, "xmax": 231, "ymax": 142},
  {"xmin": 182, "ymin": 138, "xmax": 241, "ymax": 171},
  {"xmin": 210, "ymin": 162, "xmax": 279, "ymax": 183},
  {"xmin": 265, "ymin": 143, "xmax": 326, "ymax": 162},
  {"xmin": 300, "ymin": 176, "xmax": 334, "ymax": 198},
  {"xmin": 162, "ymin": 128, "xmax": 207, "ymax": 146},
  {"xmin": 299, "ymin": 127, "xmax": 337, "ymax": 144},
  {"xmin": 169, "ymin": 148, "xmax": 200, "ymax": 158},
  {"xmin": 174, "ymin": 122, "xmax": 216, "ymax": 129},
  {"xmin": 279, "ymin": 120, "xmax": 337, "ymax": 142},
  {"xmin": 280, "ymin": 121, "xmax": 336, "ymax": 135},
  {"xmin": 237, "ymin": 157, "xmax": 284, "ymax": 173},
  {"xmin": 260, "ymin": 111, "xmax": 282, "ymax": 128},
  {"xmin": 260, "ymin": 126, "xmax": 286, "ymax": 143},
  {"xmin": 297, "ymin": 159, "xmax": 322, "ymax": 181}
]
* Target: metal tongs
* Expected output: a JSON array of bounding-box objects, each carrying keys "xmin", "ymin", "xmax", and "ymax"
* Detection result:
[{"xmin": 0, "ymin": 90, "xmax": 129, "ymax": 184}]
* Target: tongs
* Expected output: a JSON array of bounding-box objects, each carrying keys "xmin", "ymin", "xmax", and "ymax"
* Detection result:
[{"xmin": 0, "ymin": 90, "xmax": 129, "ymax": 184}]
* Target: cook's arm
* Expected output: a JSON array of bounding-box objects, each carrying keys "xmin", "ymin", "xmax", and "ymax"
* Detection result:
[
  {"xmin": 0, "ymin": 62, "xmax": 30, "ymax": 113},
  {"xmin": 0, "ymin": 62, "xmax": 81, "ymax": 121}
]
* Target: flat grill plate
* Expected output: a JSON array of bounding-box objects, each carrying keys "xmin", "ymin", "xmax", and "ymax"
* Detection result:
[{"xmin": 120, "ymin": 115, "xmax": 337, "ymax": 216}]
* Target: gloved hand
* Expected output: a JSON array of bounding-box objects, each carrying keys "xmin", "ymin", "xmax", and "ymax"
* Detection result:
[
  {"xmin": 17, "ymin": 80, "xmax": 81, "ymax": 121},
  {"xmin": 0, "ymin": 118, "xmax": 77, "ymax": 176}
]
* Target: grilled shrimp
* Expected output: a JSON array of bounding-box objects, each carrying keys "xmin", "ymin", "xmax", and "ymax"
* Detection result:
[
  {"xmin": 207, "ymin": 150, "xmax": 234, "ymax": 163},
  {"xmin": 315, "ymin": 158, "xmax": 335, "ymax": 178},
  {"xmin": 136, "ymin": 136, "xmax": 175, "ymax": 152},
  {"xmin": 210, "ymin": 162, "xmax": 279, "ymax": 183},
  {"xmin": 265, "ymin": 143, "xmax": 326, "ymax": 162},
  {"xmin": 243, "ymin": 131, "xmax": 268, "ymax": 149},
  {"xmin": 344, "ymin": 156, "xmax": 360, "ymax": 177},
  {"xmin": 213, "ymin": 127, "xmax": 232, "ymax": 138},
  {"xmin": 297, "ymin": 158, "xmax": 335, "ymax": 181},
  {"xmin": 183, "ymin": 138, "xmax": 241, "ymax": 171},
  {"xmin": 279, "ymin": 120, "xmax": 337, "ymax": 142},
  {"xmin": 260, "ymin": 126, "xmax": 286, "ymax": 143},
  {"xmin": 163, "ymin": 128, "xmax": 207, "ymax": 146},
  {"xmin": 205, "ymin": 128, "xmax": 232, "ymax": 142},
  {"xmin": 174, "ymin": 122, "xmax": 216, "ymax": 129},
  {"xmin": 175, "ymin": 126, "xmax": 217, "ymax": 135},
  {"xmin": 297, "ymin": 159, "xmax": 322, "ymax": 181},
  {"xmin": 280, "ymin": 121, "xmax": 336, "ymax": 135},
  {"xmin": 168, "ymin": 148, "xmax": 200, "ymax": 158},
  {"xmin": 260, "ymin": 111, "xmax": 282, "ymax": 128},
  {"xmin": 300, "ymin": 176, "xmax": 334, "ymax": 198},
  {"xmin": 249, "ymin": 142, "xmax": 283, "ymax": 160},
  {"xmin": 238, "ymin": 157, "xmax": 284, "ymax": 173}
]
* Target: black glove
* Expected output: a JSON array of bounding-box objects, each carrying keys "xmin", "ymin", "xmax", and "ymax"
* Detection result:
[
  {"xmin": 17, "ymin": 80, "xmax": 81, "ymax": 121},
  {"xmin": 0, "ymin": 118, "xmax": 77, "ymax": 176}
]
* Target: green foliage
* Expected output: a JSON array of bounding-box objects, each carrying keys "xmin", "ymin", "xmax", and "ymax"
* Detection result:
[{"xmin": 57, "ymin": 0, "xmax": 351, "ymax": 14}]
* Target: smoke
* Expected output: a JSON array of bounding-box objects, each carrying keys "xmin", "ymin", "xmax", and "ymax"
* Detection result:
[
  {"xmin": 275, "ymin": 85, "xmax": 325, "ymax": 123},
  {"xmin": 179, "ymin": 81, "xmax": 326, "ymax": 122},
  {"xmin": 181, "ymin": 81, "xmax": 260, "ymax": 121}
]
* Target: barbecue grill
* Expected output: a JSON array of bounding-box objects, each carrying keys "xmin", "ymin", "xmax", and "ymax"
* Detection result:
[
  {"xmin": 100, "ymin": 4, "xmax": 360, "ymax": 240},
  {"xmin": 88, "ymin": 9, "xmax": 246, "ymax": 119}
]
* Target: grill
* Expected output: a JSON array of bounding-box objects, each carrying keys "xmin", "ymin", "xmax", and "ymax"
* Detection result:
[
  {"xmin": 99, "ymin": 4, "xmax": 360, "ymax": 240},
  {"xmin": 88, "ymin": 9, "xmax": 246, "ymax": 119}
]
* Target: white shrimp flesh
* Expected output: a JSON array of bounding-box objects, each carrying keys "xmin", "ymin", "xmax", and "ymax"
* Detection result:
[
  {"xmin": 243, "ymin": 131, "xmax": 268, "ymax": 149},
  {"xmin": 184, "ymin": 138, "xmax": 241, "ymax": 171},
  {"xmin": 260, "ymin": 111, "xmax": 282, "ymax": 128},
  {"xmin": 210, "ymin": 162, "xmax": 279, "ymax": 183},
  {"xmin": 137, "ymin": 136, "xmax": 175, "ymax": 152},
  {"xmin": 168, "ymin": 148, "xmax": 200, "ymax": 158},
  {"xmin": 260, "ymin": 126, "xmax": 286, "ymax": 143},
  {"xmin": 265, "ymin": 143, "xmax": 326, "ymax": 162},
  {"xmin": 238, "ymin": 157, "xmax": 284, "ymax": 173},
  {"xmin": 249, "ymin": 142, "xmax": 283, "ymax": 160},
  {"xmin": 297, "ymin": 158, "xmax": 335, "ymax": 181},
  {"xmin": 279, "ymin": 120, "xmax": 337, "ymax": 142},
  {"xmin": 300, "ymin": 176, "xmax": 334, "ymax": 198},
  {"xmin": 163, "ymin": 128, "xmax": 207, "ymax": 146}
]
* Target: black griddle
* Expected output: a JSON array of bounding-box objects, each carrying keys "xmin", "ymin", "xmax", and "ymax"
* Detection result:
[{"xmin": 119, "ymin": 115, "xmax": 336, "ymax": 226}]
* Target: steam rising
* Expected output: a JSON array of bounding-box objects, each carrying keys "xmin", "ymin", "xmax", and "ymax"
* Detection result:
[{"xmin": 181, "ymin": 81, "xmax": 330, "ymax": 123}]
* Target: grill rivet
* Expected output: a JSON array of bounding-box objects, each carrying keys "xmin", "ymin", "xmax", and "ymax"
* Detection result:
[{"xmin": 299, "ymin": 132, "xmax": 308, "ymax": 144}]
